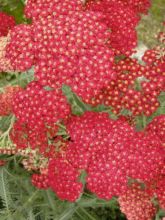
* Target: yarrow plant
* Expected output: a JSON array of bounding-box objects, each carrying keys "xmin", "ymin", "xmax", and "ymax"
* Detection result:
[{"xmin": 0, "ymin": 0, "xmax": 164, "ymax": 219}]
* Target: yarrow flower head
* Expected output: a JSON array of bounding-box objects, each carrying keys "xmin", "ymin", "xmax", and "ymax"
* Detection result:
[
  {"xmin": 124, "ymin": 0, "xmax": 151, "ymax": 14},
  {"xmin": 142, "ymin": 47, "xmax": 165, "ymax": 66},
  {"xmin": 31, "ymin": 7, "xmax": 115, "ymax": 101},
  {"xmin": 84, "ymin": 0, "xmax": 150, "ymax": 55},
  {"xmin": 0, "ymin": 12, "xmax": 15, "ymax": 37},
  {"xmin": 118, "ymin": 184, "xmax": 156, "ymax": 220},
  {"xmin": 31, "ymin": 173, "xmax": 49, "ymax": 189},
  {"xmin": 66, "ymin": 112, "xmax": 116, "ymax": 169},
  {"xmin": 24, "ymin": 0, "xmax": 82, "ymax": 20},
  {"xmin": 146, "ymin": 115, "xmax": 165, "ymax": 145},
  {"xmin": 155, "ymin": 176, "xmax": 165, "ymax": 209},
  {"xmin": 85, "ymin": 0, "xmax": 151, "ymax": 14},
  {"xmin": 0, "ymin": 86, "xmax": 22, "ymax": 116},
  {"xmin": 2, "ymin": 0, "xmax": 117, "ymax": 101},
  {"xmin": 12, "ymin": 81, "xmax": 70, "ymax": 126},
  {"xmin": 48, "ymin": 157, "xmax": 83, "ymax": 202},
  {"xmin": 65, "ymin": 112, "xmax": 165, "ymax": 200},
  {"xmin": 143, "ymin": 26, "xmax": 165, "ymax": 66},
  {"xmin": 88, "ymin": 57, "xmax": 162, "ymax": 116},
  {"xmin": 11, "ymin": 120, "xmax": 51, "ymax": 153},
  {"xmin": 3, "ymin": 0, "xmax": 151, "ymax": 102},
  {"xmin": 1, "ymin": 0, "xmax": 165, "ymax": 214},
  {"xmin": 5, "ymin": 25, "xmax": 35, "ymax": 71},
  {"xmin": 11, "ymin": 81, "xmax": 70, "ymax": 154}
]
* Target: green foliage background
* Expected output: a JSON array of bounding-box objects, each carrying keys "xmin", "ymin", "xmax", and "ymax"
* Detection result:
[
  {"xmin": 137, "ymin": 0, "xmax": 165, "ymax": 47},
  {"xmin": 0, "ymin": 0, "xmax": 165, "ymax": 219}
]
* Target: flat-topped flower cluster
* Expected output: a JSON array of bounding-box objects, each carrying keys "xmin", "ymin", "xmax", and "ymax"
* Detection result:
[{"xmin": 0, "ymin": 1, "xmax": 164, "ymax": 220}]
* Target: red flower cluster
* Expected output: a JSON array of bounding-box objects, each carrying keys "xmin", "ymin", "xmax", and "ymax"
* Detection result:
[
  {"xmin": 48, "ymin": 157, "xmax": 83, "ymax": 202},
  {"xmin": 23, "ymin": 111, "xmax": 163, "ymax": 202},
  {"xmin": 0, "ymin": 12, "xmax": 15, "ymax": 37},
  {"xmin": 6, "ymin": 25, "xmax": 34, "ymax": 71},
  {"xmin": 123, "ymin": 0, "xmax": 151, "ymax": 14},
  {"xmin": 1, "ymin": 2, "xmax": 165, "ymax": 217},
  {"xmin": 118, "ymin": 168, "xmax": 165, "ymax": 220},
  {"xmin": 11, "ymin": 120, "xmax": 50, "ymax": 153},
  {"xmin": 142, "ymin": 47, "xmax": 164, "ymax": 66},
  {"xmin": 119, "ymin": 184, "xmax": 156, "ymax": 220},
  {"xmin": 146, "ymin": 115, "xmax": 165, "ymax": 145},
  {"xmin": 4, "ymin": 0, "xmax": 117, "ymax": 101},
  {"xmin": 3, "ymin": 0, "xmax": 151, "ymax": 102},
  {"xmin": 142, "ymin": 29, "xmax": 165, "ymax": 94},
  {"xmin": 12, "ymin": 81, "xmax": 70, "ymax": 125},
  {"xmin": 143, "ymin": 24, "xmax": 165, "ymax": 66},
  {"xmin": 31, "ymin": 173, "xmax": 49, "ymax": 189},
  {"xmin": 11, "ymin": 81, "xmax": 69, "ymax": 153},
  {"xmin": 155, "ymin": 176, "xmax": 165, "ymax": 209},
  {"xmin": 61, "ymin": 112, "xmax": 164, "ymax": 200},
  {"xmin": 0, "ymin": 13, "xmax": 15, "ymax": 72},
  {"xmin": 0, "ymin": 86, "xmax": 22, "ymax": 116},
  {"xmin": 85, "ymin": 0, "xmax": 150, "ymax": 55},
  {"xmin": 87, "ymin": 131, "xmax": 164, "ymax": 199},
  {"xmin": 24, "ymin": 0, "xmax": 82, "ymax": 19},
  {"xmin": 66, "ymin": 112, "xmax": 116, "ymax": 169},
  {"xmin": 88, "ymin": 57, "xmax": 163, "ymax": 116}
]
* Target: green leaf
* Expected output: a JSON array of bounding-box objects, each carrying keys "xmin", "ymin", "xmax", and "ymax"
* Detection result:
[
  {"xmin": 54, "ymin": 204, "xmax": 77, "ymax": 220},
  {"xmin": 0, "ymin": 0, "xmax": 26, "ymax": 23},
  {"xmin": 62, "ymin": 85, "xmax": 90, "ymax": 115},
  {"xmin": 120, "ymin": 109, "xmax": 132, "ymax": 116},
  {"xmin": 43, "ymin": 86, "xmax": 54, "ymax": 91},
  {"xmin": 79, "ymin": 171, "xmax": 87, "ymax": 187}
]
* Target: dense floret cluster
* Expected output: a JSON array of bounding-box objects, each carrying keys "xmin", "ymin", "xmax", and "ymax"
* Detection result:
[
  {"xmin": 85, "ymin": 0, "xmax": 141, "ymax": 55},
  {"xmin": 5, "ymin": 0, "xmax": 117, "ymax": 101},
  {"xmin": 88, "ymin": 57, "xmax": 164, "ymax": 116},
  {"xmin": 11, "ymin": 81, "xmax": 69, "ymax": 154},
  {"xmin": 31, "ymin": 173, "xmax": 49, "ymax": 189},
  {"xmin": 142, "ymin": 47, "xmax": 165, "ymax": 66},
  {"xmin": 119, "ymin": 184, "xmax": 156, "ymax": 220},
  {"xmin": 24, "ymin": 0, "xmax": 82, "ymax": 19},
  {"xmin": 0, "ymin": 13, "xmax": 15, "ymax": 72},
  {"xmin": 2, "ymin": 0, "xmax": 152, "ymax": 102},
  {"xmin": 11, "ymin": 110, "xmax": 165, "ymax": 204},
  {"xmin": 6, "ymin": 25, "xmax": 35, "ymax": 71},
  {"xmin": 12, "ymin": 81, "xmax": 70, "ymax": 125},
  {"xmin": 65, "ymin": 112, "xmax": 165, "ymax": 200},
  {"xmin": 142, "ymin": 24, "xmax": 165, "ymax": 66},
  {"xmin": 0, "ymin": 0, "xmax": 165, "ymax": 219},
  {"xmin": 155, "ymin": 176, "xmax": 165, "ymax": 209},
  {"xmin": 66, "ymin": 112, "xmax": 116, "ymax": 169},
  {"xmin": 0, "ymin": 12, "xmax": 15, "ymax": 37},
  {"xmin": 0, "ymin": 86, "xmax": 22, "ymax": 116},
  {"xmin": 146, "ymin": 115, "xmax": 165, "ymax": 145},
  {"xmin": 48, "ymin": 157, "xmax": 83, "ymax": 202}
]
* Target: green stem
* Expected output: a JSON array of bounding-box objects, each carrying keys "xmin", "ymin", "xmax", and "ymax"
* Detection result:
[
  {"xmin": 6, "ymin": 190, "xmax": 39, "ymax": 219},
  {"xmin": 0, "ymin": 116, "xmax": 15, "ymax": 139},
  {"xmin": 142, "ymin": 114, "xmax": 147, "ymax": 129},
  {"xmin": 46, "ymin": 190, "xmax": 56, "ymax": 211},
  {"xmin": 1, "ymin": 169, "xmax": 10, "ymax": 216},
  {"xmin": 56, "ymin": 122, "xmax": 66, "ymax": 130},
  {"xmin": 75, "ymin": 210, "xmax": 85, "ymax": 220},
  {"xmin": 79, "ymin": 207, "xmax": 97, "ymax": 220}
]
